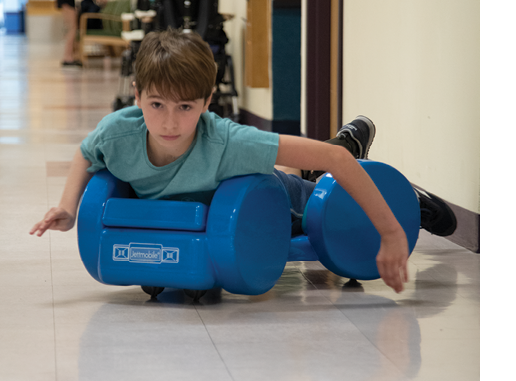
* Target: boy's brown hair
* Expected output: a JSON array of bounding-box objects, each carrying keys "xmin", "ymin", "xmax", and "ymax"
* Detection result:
[{"xmin": 135, "ymin": 28, "xmax": 217, "ymax": 102}]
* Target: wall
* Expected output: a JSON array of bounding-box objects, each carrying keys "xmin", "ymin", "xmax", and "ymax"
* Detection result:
[
  {"xmin": 223, "ymin": 0, "xmax": 479, "ymax": 214},
  {"xmin": 341, "ymin": 0, "xmax": 480, "ymax": 214},
  {"xmin": 219, "ymin": 0, "xmax": 273, "ymax": 121}
]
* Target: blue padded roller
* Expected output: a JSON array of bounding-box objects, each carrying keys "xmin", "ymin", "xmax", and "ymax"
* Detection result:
[
  {"xmin": 207, "ymin": 175, "xmax": 291, "ymax": 295},
  {"xmin": 77, "ymin": 160, "xmax": 420, "ymax": 296},
  {"xmin": 78, "ymin": 170, "xmax": 136, "ymax": 283},
  {"xmin": 303, "ymin": 160, "xmax": 420, "ymax": 280},
  {"xmin": 77, "ymin": 170, "xmax": 291, "ymax": 294},
  {"xmin": 102, "ymin": 198, "xmax": 208, "ymax": 231}
]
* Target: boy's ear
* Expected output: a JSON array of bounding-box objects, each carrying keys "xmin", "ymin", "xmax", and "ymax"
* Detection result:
[{"xmin": 134, "ymin": 83, "xmax": 141, "ymax": 108}]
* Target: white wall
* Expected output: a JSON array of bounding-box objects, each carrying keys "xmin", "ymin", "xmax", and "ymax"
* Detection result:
[
  {"xmin": 219, "ymin": 0, "xmax": 273, "ymax": 120},
  {"xmin": 220, "ymin": 1, "xmax": 480, "ymax": 214},
  {"xmin": 342, "ymin": 0, "xmax": 480, "ymax": 213}
]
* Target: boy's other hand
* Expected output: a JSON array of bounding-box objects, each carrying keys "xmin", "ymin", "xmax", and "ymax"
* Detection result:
[
  {"xmin": 29, "ymin": 207, "xmax": 75, "ymax": 237},
  {"xmin": 376, "ymin": 231, "xmax": 410, "ymax": 293}
]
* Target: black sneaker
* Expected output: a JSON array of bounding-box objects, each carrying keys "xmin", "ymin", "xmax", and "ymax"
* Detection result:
[
  {"xmin": 302, "ymin": 116, "xmax": 376, "ymax": 182},
  {"xmin": 336, "ymin": 115, "xmax": 376, "ymax": 159},
  {"xmin": 415, "ymin": 187, "xmax": 457, "ymax": 237}
]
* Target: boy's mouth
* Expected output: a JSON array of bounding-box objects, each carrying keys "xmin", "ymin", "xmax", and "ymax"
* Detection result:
[{"xmin": 161, "ymin": 135, "xmax": 180, "ymax": 141}]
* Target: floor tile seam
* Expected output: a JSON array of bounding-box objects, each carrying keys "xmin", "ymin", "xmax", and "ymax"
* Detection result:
[
  {"xmin": 455, "ymin": 290, "xmax": 480, "ymax": 302},
  {"xmin": 295, "ymin": 267, "xmax": 377, "ymax": 345},
  {"xmin": 194, "ymin": 304, "xmax": 236, "ymax": 381},
  {"xmin": 295, "ymin": 265, "xmax": 350, "ymax": 310},
  {"xmin": 190, "ymin": 336, "xmax": 372, "ymax": 347},
  {"xmin": 326, "ymin": 283, "xmax": 425, "ymax": 376},
  {"xmin": 49, "ymin": 236, "xmax": 59, "ymax": 381},
  {"xmin": 331, "ymin": 299, "xmax": 421, "ymax": 376},
  {"xmin": 362, "ymin": 336, "xmax": 415, "ymax": 378},
  {"xmin": 43, "ymin": 146, "xmax": 59, "ymax": 381}
]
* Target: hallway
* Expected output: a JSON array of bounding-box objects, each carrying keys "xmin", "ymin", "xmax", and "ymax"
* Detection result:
[{"xmin": 0, "ymin": 34, "xmax": 480, "ymax": 381}]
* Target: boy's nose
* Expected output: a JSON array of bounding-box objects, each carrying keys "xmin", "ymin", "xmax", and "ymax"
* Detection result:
[{"xmin": 163, "ymin": 111, "xmax": 179, "ymax": 130}]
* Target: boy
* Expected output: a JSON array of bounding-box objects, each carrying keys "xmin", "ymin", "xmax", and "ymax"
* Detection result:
[{"xmin": 30, "ymin": 29, "xmax": 452, "ymax": 293}]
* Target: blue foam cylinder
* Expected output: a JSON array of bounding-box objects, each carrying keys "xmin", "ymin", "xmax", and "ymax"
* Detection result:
[
  {"xmin": 207, "ymin": 175, "xmax": 291, "ymax": 295},
  {"xmin": 304, "ymin": 160, "xmax": 420, "ymax": 280},
  {"xmin": 77, "ymin": 160, "xmax": 420, "ymax": 295},
  {"xmin": 77, "ymin": 171, "xmax": 291, "ymax": 294},
  {"xmin": 77, "ymin": 170, "xmax": 136, "ymax": 283}
]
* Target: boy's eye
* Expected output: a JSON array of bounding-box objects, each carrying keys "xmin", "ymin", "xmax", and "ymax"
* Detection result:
[
  {"xmin": 179, "ymin": 104, "xmax": 192, "ymax": 111},
  {"xmin": 151, "ymin": 102, "xmax": 162, "ymax": 109}
]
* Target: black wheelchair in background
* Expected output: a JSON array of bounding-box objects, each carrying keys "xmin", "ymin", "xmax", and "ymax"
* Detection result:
[{"xmin": 113, "ymin": 0, "xmax": 239, "ymax": 122}]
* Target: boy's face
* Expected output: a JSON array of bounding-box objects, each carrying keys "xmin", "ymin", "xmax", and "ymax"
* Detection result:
[{"xmin": 135, "ymin": 87, "xmax": 211, "ymax": 161}]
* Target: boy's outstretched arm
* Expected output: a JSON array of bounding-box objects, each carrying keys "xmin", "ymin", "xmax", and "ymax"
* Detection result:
[
  {"xmin": 276, "ymin": 135, "xmax": 409, "ymax": 293},
  {"xmin": 30, "ymin": 148, "xmax": 93, "ymax": 237}
]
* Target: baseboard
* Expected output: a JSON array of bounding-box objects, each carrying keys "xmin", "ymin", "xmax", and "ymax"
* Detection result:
[
  {"xmin": 443, "ymin": 200, "xmax": 480, "ymax": 253},
  {"xmin": 239, "ymin": 109, "xmax": 300, "ymax": 136},
  {"xmin": 414, "ymin": 185, "xmax": 480, "ymax": 253}
]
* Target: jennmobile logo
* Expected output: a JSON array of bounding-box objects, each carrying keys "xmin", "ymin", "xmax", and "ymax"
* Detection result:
[{"xmin": 113, "ymin": 243, "xmax": 179, "ymax": 264}]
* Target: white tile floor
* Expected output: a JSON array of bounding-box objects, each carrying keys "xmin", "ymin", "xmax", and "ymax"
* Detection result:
[{"xmin": 0, "ymin": 34, "xmax": 480, "ymax": 381}]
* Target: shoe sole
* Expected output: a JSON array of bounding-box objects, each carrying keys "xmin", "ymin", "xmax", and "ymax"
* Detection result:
[{"xmin": 354, "ymin": 115, "xmax": 376, "ymax": 159}]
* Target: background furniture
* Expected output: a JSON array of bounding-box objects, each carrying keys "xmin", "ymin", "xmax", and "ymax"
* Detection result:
[{"xmin": 78, "ymin": 0, "xmax": 131, "ymax": 65}]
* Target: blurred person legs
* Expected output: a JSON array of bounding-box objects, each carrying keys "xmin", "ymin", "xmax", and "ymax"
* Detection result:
[{"xmin": 57, "ymin": 0, "xmax": 82, "ymax": 66}]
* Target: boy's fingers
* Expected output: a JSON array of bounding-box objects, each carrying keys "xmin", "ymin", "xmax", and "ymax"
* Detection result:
[
  {"xmin": 31, "ymin": 208, "xmax": 69, "ymax": 236},
  {"xmin": 30, "ymin": 217, "xmax": 57, "ymax": 236},
  {"xmin": 40, "ymin": 219, "xmax": 54, "ymax": 230},
  {"xmin": 39, "ymin": 222, "xmax": 59, "ymax": 236},
  {"xmin": 378, "ymin": 262, "xmax": 405, "ymax": 293},
  {"xmin": 29, "ymin": 223, "xmax": 39, "ymax": 235},
  {"xmin": 29, "ymin": 221, "xmax": 45, "ymax": 235},
  {"xmin": 401, "ymin": 262, "xmax": 409, "ymax": 283},
  {"xmin": 35, "ymin": 224, "xmax": 49, "ymax": 237}
]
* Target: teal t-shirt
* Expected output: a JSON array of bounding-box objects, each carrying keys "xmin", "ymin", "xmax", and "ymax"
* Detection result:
[{"xmin": 80, "ymin": 106, "xmax": 279, "ymax": 203}]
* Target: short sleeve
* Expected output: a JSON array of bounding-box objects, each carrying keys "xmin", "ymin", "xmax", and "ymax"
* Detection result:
[
  {"xmin": 80, "ymin": 122, "xmax": 108, "ymax": 173},
  {"xmin": 216, "ymin": 119, "xmax": 280, "ymax": 181},
  {"xmin": 79, "ymin": 107, "xmax": 145, "ymax": 175}
]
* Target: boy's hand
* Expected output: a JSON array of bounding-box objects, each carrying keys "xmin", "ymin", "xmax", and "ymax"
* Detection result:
[
  {"xmin": 376, "ymin": 231, "xmax": 410, "ymax": 293},
  {"xmin": 29, "ymin": 148, "xmax": 93, "ymax": 238},
  {"xmin": 29, "ymin": 207, "xmax": 76, "ymax": 237}
]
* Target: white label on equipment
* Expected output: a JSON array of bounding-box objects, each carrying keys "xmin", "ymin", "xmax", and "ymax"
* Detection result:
[{"xmin": 113, "ymin": 243, "xmax": 179, "ymax": 264}]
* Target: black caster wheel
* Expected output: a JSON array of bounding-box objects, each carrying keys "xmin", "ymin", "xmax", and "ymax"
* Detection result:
[
  {"xmin": 141, "ymin": 286, "xmax": 165, "ymax": 299},
  {"xmin": 183, "ymin": 289, "xmax": 208, "ymax": 302},
  {"xmin": 344, "ymin": 279, "xmax": 362, "ymax": 288}
]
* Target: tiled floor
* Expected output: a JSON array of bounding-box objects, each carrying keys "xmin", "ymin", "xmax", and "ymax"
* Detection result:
[{"xmin": 0, "ymin": 34, "xmax": 480, "ymax": 381}]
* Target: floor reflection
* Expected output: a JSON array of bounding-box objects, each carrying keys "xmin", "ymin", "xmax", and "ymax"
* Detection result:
[{"xmin": 77, "ymin": 269, "xmax": 426, "ymax": 381}]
